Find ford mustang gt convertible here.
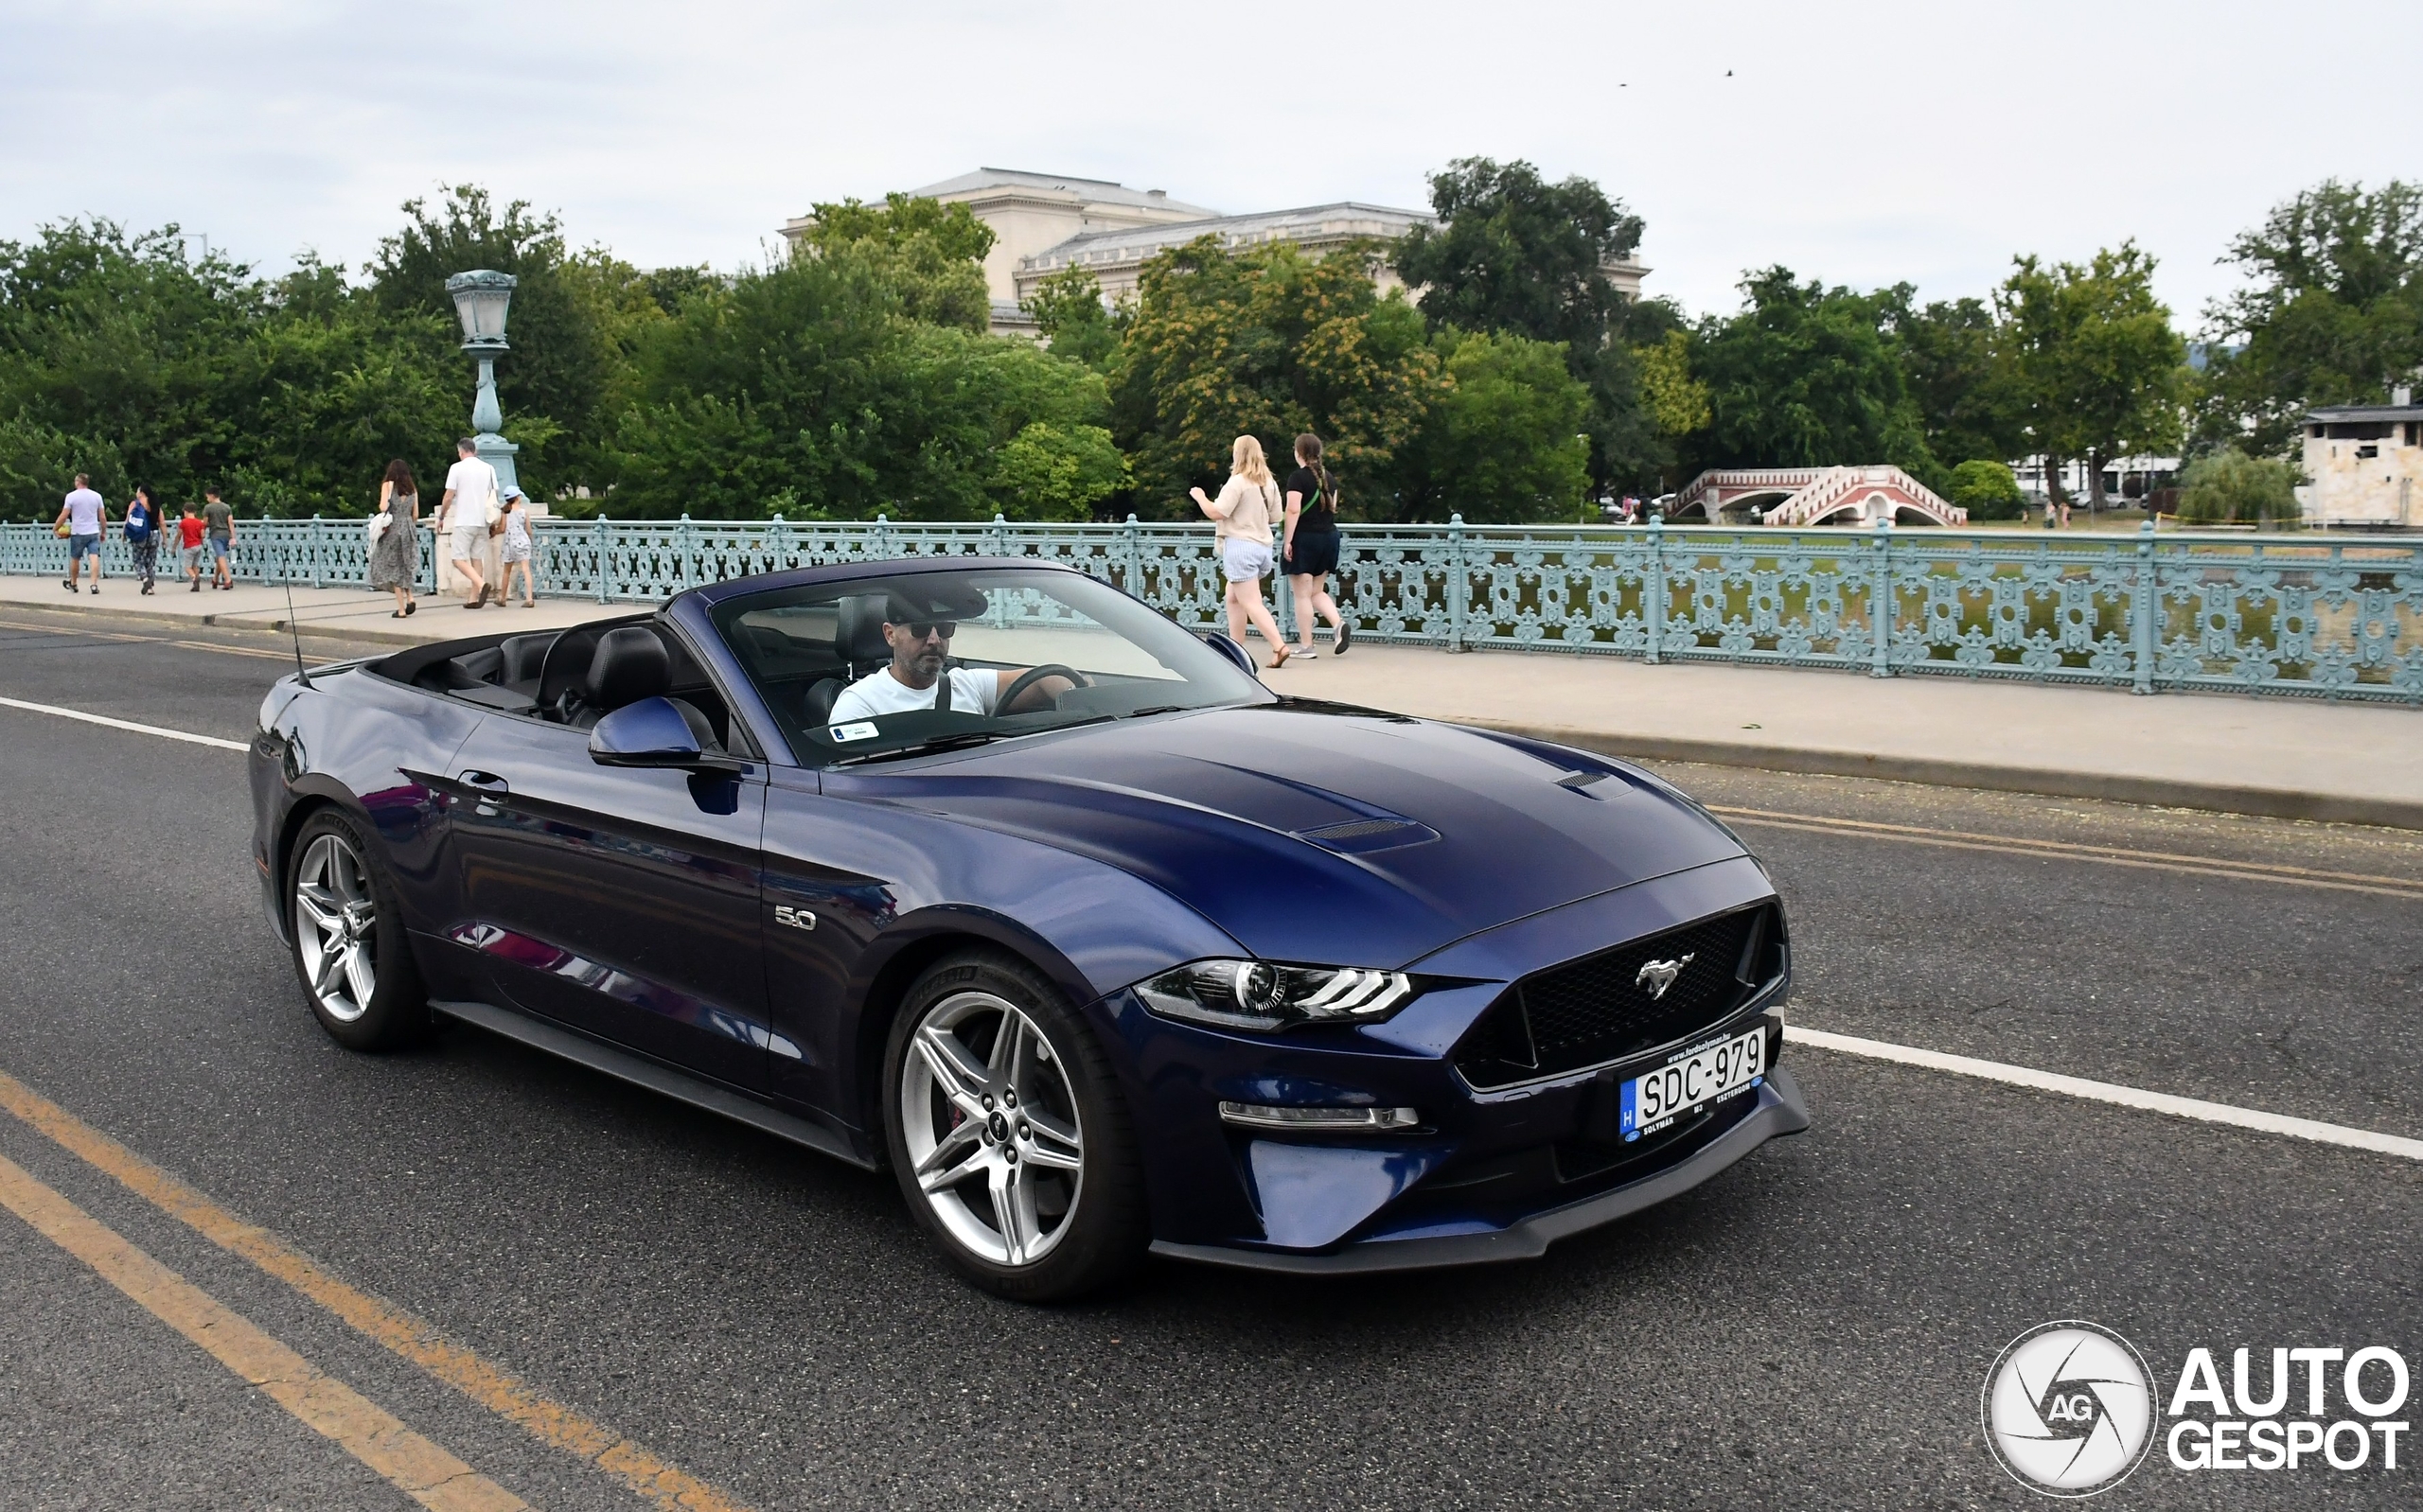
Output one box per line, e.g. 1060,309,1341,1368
250,558,1808,1299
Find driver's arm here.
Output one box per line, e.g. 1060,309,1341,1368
992,667,1075,713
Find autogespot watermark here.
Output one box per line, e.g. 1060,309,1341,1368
1983,1323,2410,1496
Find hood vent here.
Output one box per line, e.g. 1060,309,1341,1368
1296,817,1441,855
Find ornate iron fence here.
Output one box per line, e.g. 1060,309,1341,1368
9,514,2421,702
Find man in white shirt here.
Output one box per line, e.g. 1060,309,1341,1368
828,599,1076,725
56,473,108,594
440,438,499,608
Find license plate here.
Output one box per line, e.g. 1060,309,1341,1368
1620,1027,1765,1141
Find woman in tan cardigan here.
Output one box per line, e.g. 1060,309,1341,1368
1190,434,1292,668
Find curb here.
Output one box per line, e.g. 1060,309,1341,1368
1464,718,2423,835
1,595,504,648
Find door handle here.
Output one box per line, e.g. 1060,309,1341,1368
455,770,509,814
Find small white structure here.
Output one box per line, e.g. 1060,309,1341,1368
1669,466,1966,526
2303,391,2423,528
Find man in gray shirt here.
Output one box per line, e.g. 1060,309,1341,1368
56,473,108,594
203,486,236,589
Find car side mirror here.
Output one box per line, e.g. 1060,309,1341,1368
589,696,743,772
1197,629,1258,678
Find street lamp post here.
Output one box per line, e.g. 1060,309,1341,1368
445,270,521,495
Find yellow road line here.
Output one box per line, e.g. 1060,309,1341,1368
0,1069,756,1512
1710,806,2423,902
0,1150,528,1512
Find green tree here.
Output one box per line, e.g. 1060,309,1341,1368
367,187,616,497
1636,328,1710,443
1388,328,1591,522
1896,294,2024,470
1683,267,1937,483
0,220,460,519
792,192,995,334
1392,156,1670,492
988,421,1129,519
610,251,1112,520
1946,459,2026,520
1022,265,1119,371
2199,181,2423,456
1110,237,1436,513
2175,448,2299,527
1996,243,2186,511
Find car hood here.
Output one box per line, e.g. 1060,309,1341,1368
822,704,1749,970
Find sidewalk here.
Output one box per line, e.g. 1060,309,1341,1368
7,575,2418,829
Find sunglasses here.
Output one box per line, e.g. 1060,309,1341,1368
896,621,957,641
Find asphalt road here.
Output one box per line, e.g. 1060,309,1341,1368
1,605,2416,1511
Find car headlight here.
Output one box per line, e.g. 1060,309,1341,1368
1134,959,1418,1032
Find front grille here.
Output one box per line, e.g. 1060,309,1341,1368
1456,904,1777,1089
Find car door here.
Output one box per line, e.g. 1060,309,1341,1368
754,765,902,1132
444,711,773,1092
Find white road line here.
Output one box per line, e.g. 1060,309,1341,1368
0,695,248,752
1787,1024,2423,1162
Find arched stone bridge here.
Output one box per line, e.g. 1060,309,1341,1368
1669,466,1968,527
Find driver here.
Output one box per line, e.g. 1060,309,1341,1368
828,596,1076,724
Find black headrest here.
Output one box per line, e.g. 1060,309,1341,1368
497,634,554,685
583,627,669,714
835,595,895,663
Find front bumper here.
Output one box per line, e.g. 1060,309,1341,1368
1150,1065,1808,1275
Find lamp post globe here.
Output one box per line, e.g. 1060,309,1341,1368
444,270,521,493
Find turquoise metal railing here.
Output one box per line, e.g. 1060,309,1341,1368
9,514,2421,703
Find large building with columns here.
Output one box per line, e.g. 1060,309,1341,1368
782,167,1650,337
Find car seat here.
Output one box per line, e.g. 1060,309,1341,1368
496,633,555,693
801,594,897,727
560,626,670,730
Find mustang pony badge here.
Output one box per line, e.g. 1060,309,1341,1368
1635,953,1695,1000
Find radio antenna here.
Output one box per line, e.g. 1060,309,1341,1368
280,554,312,688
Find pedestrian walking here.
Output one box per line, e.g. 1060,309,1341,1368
56,473,108,594
366,458,420,617
440,438,499,608
203,485,236,589
2043,496,2057,530
176,501,206,590
1189,434,1291,668
1280,432,1349,658
123,484,161,594
498,486,536,607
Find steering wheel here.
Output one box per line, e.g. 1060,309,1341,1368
996,663,1091,713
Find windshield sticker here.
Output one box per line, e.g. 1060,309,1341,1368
829,721,878,743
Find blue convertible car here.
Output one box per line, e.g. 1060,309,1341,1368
251,559,1807,1299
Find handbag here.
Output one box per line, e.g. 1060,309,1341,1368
367,511,392,544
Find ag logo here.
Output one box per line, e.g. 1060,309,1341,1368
1982,1322,2157,1497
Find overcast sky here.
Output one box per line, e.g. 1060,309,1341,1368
3,0,2413,325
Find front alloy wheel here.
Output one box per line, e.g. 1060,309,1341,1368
285,810,427,1050
885,953,1144,1300
900,990,1087,1266
293,832,379,1024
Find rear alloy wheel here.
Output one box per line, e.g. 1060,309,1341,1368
884,953,1144,1301
287,811,428,1051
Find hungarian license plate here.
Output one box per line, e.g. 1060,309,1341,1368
1619,1027,1765,1141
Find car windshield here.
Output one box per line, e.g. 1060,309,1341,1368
710,568,1271,765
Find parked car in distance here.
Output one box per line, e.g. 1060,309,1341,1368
251,558,1807,1299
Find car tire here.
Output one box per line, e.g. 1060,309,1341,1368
285,809,430,1052
882,951,1146,1302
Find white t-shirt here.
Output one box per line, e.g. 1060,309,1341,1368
443,457,499,530
828,666,1000,725
62,488,104,536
